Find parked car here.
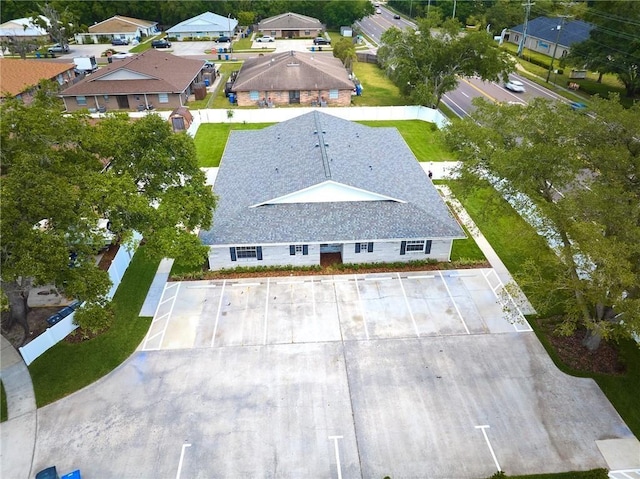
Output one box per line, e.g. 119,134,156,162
111,38,129,46
112,52,133,59
376,8,382,14
217,36,231,43
256,35,275,42
313,37,330,45
394,14,401,19
48,43,69,54
505,80,525,92
151,39,172,48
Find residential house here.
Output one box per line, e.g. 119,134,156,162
199,111,465,270
231,51,355,107
257,12,324,39
0,58,75,103
506,16,594,59
0,16,49,44
58,49,205,112
75,15,158,45
166,12,238,40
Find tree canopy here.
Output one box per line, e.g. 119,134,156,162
377,17,514,108
0,87,216,340
443,96,640,349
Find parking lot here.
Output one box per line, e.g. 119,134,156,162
28,269,634,478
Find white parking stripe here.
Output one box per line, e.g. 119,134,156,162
438,271,470,334
144,282,181,350
365,276,393,281
175,443,191,479
211,280,226,348
353,276,370,340
482,270,532,332
232,282,260,287
328,436,343,479
475,425,501,472
263,278,270,345
397,273,420,337
406,275,435,279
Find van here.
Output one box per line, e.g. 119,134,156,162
152,39,171,48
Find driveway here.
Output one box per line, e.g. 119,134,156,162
29,270,634,478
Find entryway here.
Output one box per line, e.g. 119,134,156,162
320,243,342,267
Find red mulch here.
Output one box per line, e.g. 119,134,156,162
535,318,626,375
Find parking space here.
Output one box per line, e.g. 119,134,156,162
141,268,529,352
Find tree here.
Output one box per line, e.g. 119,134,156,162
443,97,640,349
566,0,640,97
0,86,216,341
237,11,256,28
322,0,374,28
332,36,356,71
1,35,38,59
377,17,514,108
29,3,76,49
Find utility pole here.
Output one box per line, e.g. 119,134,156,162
518,0,534,57
546,16,569,83
452,0,457,19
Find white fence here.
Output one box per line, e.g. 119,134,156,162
184,105,448,137
19,234,141,366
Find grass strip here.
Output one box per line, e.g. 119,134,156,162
28,248,159,407
0,381,6,422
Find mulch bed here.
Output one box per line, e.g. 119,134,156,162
535,318,626,375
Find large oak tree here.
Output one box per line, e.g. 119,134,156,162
0,88,216,342
443,96,640,349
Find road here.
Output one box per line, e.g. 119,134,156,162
355,5,568,116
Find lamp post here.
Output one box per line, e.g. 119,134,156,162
228,13,232,54
546,16,567,83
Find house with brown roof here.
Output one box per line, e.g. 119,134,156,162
231,51,354,107
74,15,158,45
59,49,205,113
0,58,75,103
257,12,324,39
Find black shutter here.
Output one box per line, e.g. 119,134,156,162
400,241,406,255
290,245,296,256
355,243,361,253
425,240,432,254
257,246,263,260
230,247,237,261
302,245,308,255
367,242,374,253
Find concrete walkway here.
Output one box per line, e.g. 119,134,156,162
1,335,37,479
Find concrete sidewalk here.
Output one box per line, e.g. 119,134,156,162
1,335,37,479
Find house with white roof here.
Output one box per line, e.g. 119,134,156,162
166,12,238,41
74,15,158,45
199,111,465,270
0,16,49,44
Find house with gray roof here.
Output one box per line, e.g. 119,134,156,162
231,51,355,107
167,11,238,41
257,12,324,39
506,16,594,59
59,49,205,112
199,111,465,270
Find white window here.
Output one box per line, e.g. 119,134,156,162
158,93,169,103
250,91,259,100
77,96,87,106
236,246,257,259
405,240,425,253
329,89,339,99
359,243,369,252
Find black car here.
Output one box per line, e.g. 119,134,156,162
111,38,129,46
313,37,330,45
393,14,401,19
151,39,172,48
217,36,231,43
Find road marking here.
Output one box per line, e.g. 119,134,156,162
460,77,498,103
328,436,344,479
276,280,304,285
475,425,500,472
405,275,436,279
354,276,370,340
186,284,217,288
461,91,469,98
211,280,226,348
175,442,191,479
438,271,470,334
232,282,260,287
263,278,270,345
482,270,532,332
397,272,420,337
365,276,393,281
144,282,181,350
442,94,467,118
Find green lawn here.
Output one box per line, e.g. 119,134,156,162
351,62,406,106
195,123,274,167
0,380,7,422
28,248,159,407
357,120,454,161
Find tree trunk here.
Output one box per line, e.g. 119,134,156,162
582,328,602,351
597,72,603,83
1,280,31,346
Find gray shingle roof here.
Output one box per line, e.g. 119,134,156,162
258,12,323,30
509,17,593,47
199,112,464,245
231,51,354,93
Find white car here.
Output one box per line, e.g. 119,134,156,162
256,35,275,42
112,52,133,59
376,8,382,14
505,80,525,92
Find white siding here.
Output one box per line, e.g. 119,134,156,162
209,239,454,270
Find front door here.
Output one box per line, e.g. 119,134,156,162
288,90,300,104
320,243,343,267
116,95,129,109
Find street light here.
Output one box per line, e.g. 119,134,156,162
228,13,232,54
546,17,568,83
